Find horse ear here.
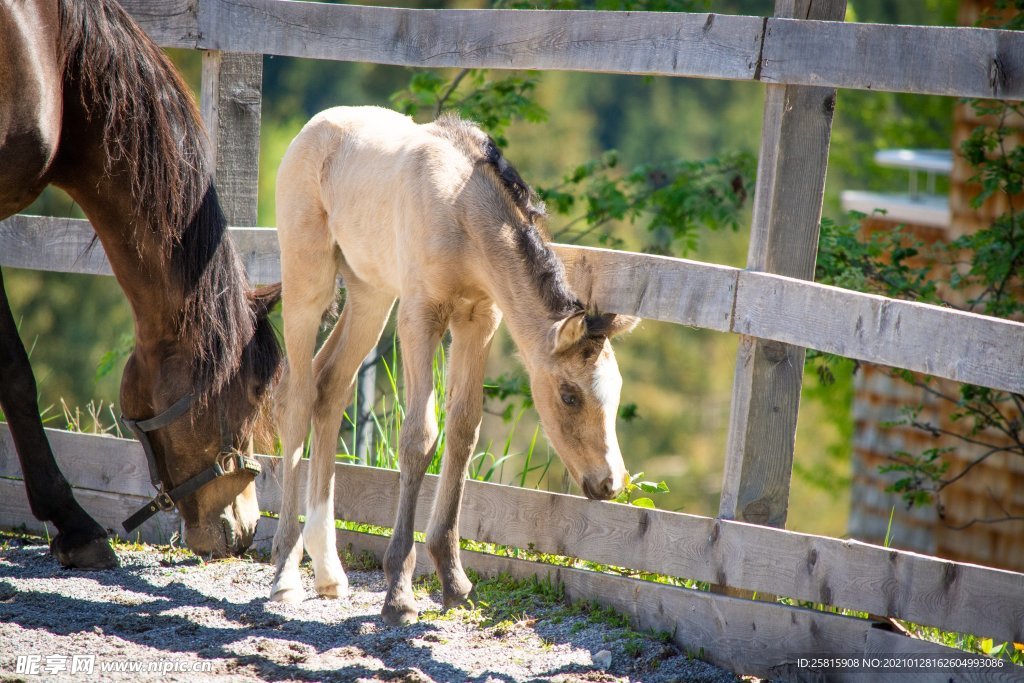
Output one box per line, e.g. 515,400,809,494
552,311,588,353
251,282,282,317
585,312,639,340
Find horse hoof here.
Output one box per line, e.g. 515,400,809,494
441,576,474,610
315,579,349,599
269,585,305,604
50,535,120,570
442,592,473,611
381,603,419,627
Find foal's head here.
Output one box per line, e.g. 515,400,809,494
529,310,638,500
449,114,638,500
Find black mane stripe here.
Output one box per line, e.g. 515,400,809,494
478,136,580,317
434,115,580,318
58,0,280,402
481,136,546,224
511,226,583,318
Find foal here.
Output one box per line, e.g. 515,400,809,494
271,106,637,625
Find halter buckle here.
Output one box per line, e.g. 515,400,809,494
154,490,175,512
218,452,262,477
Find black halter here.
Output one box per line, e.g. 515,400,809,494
120,394,261,534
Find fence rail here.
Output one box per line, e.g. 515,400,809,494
2,425,1022,679
120,0,1024,99
4,215,1022,396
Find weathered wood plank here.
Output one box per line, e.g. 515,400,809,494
255,519,1012,681
197,0,763,80
200,51,263,226
734,271,1024,396
4,217,1023,393
191,0,1024,101
554,245,737,332
0,216,112,276
0,477,178,545
118,0,1024,101
761,17,1024,100
0,425,153,499
0,216,281,284
720,0,845,528
860,627,1020,683
227,226,281,284
118,0,199,49
254,455,1024,644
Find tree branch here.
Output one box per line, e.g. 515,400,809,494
435,68,472,117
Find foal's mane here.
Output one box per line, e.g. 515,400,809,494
434,114,583,318
57,0,280,405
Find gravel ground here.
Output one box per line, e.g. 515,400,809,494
0,535,740,683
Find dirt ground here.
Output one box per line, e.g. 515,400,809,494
0,534,740,682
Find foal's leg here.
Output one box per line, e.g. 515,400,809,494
426,303,500,609
304,278,394,598
381,302,444,626
269,217,338,603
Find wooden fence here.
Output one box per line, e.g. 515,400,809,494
2,1,1023,680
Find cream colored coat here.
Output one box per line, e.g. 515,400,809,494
269,106,636,625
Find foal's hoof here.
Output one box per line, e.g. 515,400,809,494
442,591,473,611
270,572,305,603
269,585,305,604
50,535,120,570
315,578,349,599
381,602,419,627
441,576,474,610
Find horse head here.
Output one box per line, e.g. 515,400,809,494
528,309,638,500
120,283,281,557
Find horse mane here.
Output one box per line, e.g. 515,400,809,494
434,114,582,318
57,0,280,406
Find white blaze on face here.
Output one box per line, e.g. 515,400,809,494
591,351,623,440
592,351,627,494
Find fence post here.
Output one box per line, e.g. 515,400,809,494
354,351,378,466
199,51,263,226
719,0,846,527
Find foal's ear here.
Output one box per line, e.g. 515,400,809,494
585,312,640,340
552,311,639,353
552,311,588,353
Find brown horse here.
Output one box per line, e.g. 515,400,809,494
0,0,281,566
271,106,636,624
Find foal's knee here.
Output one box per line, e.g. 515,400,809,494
274,368,315,426
425,525,456,564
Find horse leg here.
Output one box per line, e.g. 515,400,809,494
269,218,338,603
0,268,118,568
381,301,444,626
0,18,106,565
426,302,500,609
305,277,394,598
